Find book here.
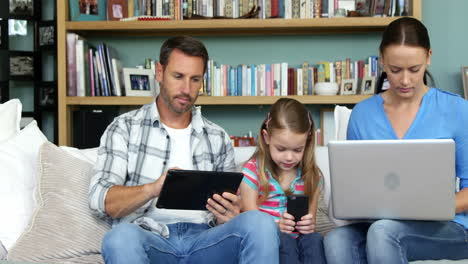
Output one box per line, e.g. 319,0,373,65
111,59,124,96
75,38,85,96
66,33,78,96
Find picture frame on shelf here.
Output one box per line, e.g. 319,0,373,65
69,0,107,21
35,20,56,50
355,0,371,16
0,19,8,50
107,0,128,21
9,51,37,80
461,66,468,100
340,79,357,95
320,108,335,147
9,0,40,20
360,76,376,95
123,68,156,96
37,81,57,110
372,0,385,16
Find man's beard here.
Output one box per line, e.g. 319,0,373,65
159,83,194,114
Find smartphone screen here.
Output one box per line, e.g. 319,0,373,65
287,194,309,222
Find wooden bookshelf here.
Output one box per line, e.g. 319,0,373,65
57,0,422,146
67,17,411,36
66,95,372,106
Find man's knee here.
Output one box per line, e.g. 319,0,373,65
238,211,278,234
102,223,143,253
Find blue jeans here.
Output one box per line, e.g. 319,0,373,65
279,232,327,264
324,220,468,264
102,210,279,264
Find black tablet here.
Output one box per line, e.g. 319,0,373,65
155,169,244,210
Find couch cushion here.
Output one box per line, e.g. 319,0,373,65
7,142,110,263
0,241,6,260
0,99,22,142
0,121,47,250
334,105,352,141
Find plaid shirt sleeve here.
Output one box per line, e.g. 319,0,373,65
88,118,130,219
217,130,236,172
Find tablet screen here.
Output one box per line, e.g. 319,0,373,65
155,170,243,210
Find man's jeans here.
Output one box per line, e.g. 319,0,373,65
324,220,468,264
279,232,327,264
102,210,280,264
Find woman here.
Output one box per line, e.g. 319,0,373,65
324,17,468,263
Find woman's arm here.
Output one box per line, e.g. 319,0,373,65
456,188,468,213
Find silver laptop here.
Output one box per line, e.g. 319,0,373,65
328,139,455,221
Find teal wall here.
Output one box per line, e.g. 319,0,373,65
423,0,468,96
10,0,468,140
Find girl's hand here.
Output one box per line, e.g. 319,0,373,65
295,213,316,234
278,212,296,233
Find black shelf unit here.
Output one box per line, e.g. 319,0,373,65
1,0,58,143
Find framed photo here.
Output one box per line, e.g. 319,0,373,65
0,19,8,50
340,78,357,95
35,20,56,50
36,81,57,110
355,0,370,16
372,0,385,16
9,51,37,80
360,76,376,95
9,0,40,19
123,68,156,97
69,0,107,21
107,0,128,21
462,67,468,100
320,108,335,147
0,81,8,103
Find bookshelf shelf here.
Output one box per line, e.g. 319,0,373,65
66,17,411,36
66,95,372,105
57,0,422,146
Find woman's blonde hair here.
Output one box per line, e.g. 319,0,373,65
253,98,321,203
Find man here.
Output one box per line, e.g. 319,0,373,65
89,36,279,264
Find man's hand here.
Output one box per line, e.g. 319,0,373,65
144,167,181,199
206,192,240,224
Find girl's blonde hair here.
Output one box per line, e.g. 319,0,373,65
254,98,321,203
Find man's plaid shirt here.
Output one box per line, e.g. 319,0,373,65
88,100,235,226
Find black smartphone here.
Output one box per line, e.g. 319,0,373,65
287,194,309,223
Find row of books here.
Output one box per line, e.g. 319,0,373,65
66,34,378,97
66,33,124,97
105,0,411,21
201,56,378,97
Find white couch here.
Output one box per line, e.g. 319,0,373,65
0,99,464,264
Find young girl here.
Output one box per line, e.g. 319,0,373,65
240,98,326,264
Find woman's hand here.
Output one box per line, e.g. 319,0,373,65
278,212,296,233
295,213,316,234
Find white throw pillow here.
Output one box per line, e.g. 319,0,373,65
329,105,354,226
334,105,352,141
0,121,47,250
7,142,110,264
0,99,22,142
